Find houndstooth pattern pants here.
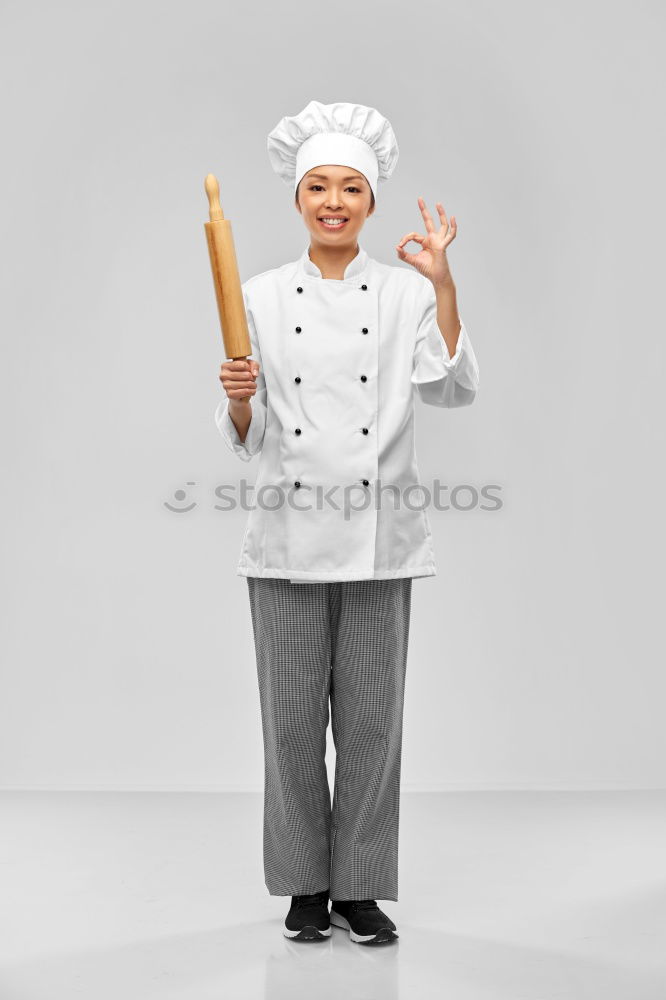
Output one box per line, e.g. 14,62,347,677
246,576,412,902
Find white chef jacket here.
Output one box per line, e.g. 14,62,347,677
214,243,479,583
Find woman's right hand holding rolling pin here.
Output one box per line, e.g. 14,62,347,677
219,359,260,404
219,359,260,442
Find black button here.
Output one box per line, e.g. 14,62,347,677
361,284,367,290
362,427,368,434
295,326,302,333
297,286,303,293
360,374,367,382
362,327,368,333
294,376,301,383
294,480,301,488
295,428,301,435
362,479,369,486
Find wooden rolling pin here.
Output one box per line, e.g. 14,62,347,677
204,174,253,404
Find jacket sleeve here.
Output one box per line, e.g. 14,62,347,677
410,278,480,408
214,282,268,461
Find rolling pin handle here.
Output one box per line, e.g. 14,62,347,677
205,174,225,222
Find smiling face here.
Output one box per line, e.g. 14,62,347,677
295,164,375,249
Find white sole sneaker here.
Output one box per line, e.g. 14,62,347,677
283,922,332,941
330,909,398,945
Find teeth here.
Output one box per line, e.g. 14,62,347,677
320,218,347,225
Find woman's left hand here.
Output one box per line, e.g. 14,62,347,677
396,198,456,285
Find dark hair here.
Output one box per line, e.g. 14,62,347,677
295,179,375,212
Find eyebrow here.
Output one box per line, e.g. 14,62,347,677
306,173,365,182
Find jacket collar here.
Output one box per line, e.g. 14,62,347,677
298,243,369,281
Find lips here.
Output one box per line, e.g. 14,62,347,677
318,217,349,230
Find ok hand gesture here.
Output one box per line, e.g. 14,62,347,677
396,197,456,285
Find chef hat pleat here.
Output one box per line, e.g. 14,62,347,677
266,100,399,201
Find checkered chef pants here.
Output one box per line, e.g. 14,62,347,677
246,576,412,902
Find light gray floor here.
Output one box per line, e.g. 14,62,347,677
0,791,664,999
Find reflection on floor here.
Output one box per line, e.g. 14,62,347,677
0,790,664,999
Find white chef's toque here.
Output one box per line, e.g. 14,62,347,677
266,100,399,201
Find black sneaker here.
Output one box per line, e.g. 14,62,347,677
283,889,331,941
330,898,398,945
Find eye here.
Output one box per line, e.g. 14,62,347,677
309,185,361,193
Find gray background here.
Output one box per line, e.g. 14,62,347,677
1,0,663,791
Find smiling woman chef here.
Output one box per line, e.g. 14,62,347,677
215,100,480,945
